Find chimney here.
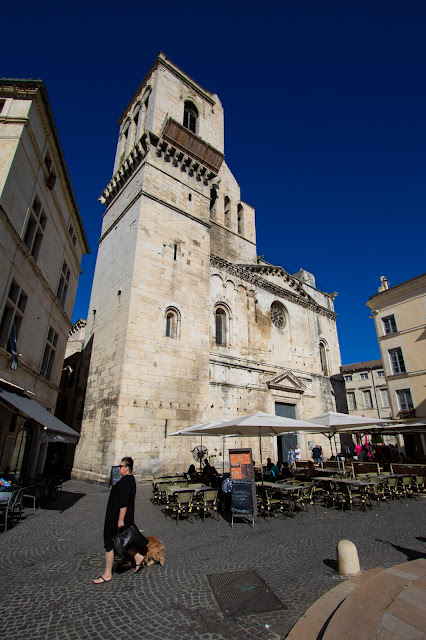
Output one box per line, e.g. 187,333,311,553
378,276,389,292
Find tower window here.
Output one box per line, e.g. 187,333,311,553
237,203,244,235
224,196,231,228
165,307,180,339
319,341,329,376
183,101,198,133
382,314,397,335
215,306,229,346
210,187,217,218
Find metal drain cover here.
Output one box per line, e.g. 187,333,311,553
207,570,286,617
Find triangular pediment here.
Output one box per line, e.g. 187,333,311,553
266,370,307,394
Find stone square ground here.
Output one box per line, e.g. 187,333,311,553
0,480,425,640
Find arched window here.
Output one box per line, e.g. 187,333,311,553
183,101,198,133
224,196,231,228
215,306,229,346
165,307,180,339
237,203,244,235
319,341,329,376
271,302,286,329
210,187,217,218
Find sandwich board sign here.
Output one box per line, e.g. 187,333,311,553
229,448,257,527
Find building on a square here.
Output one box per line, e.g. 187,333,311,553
72,53,343,482
366,274,426,457
341,359,392,420
0,80,89,480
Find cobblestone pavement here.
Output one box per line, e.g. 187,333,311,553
0,480,425,640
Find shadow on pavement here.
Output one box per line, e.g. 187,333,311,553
41,491,86,513
375,538,426,561
323,558,338,571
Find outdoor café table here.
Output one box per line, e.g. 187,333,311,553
170,485,210,494
257,482,305,515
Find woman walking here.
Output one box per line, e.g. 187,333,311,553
93,456,145,584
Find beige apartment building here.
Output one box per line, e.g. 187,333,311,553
72,53,343,482
366,274,426,456
341,359,392,420
0,80,89,480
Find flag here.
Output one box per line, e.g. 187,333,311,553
9,320,18,370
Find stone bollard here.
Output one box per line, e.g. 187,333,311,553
337,539,361,576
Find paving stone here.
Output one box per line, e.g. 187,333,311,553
0,480,425,640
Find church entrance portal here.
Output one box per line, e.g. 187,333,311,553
275,402,297,466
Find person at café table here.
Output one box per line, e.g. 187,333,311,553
266,457,274,471
2,466,18,485
269,463,281,482
281,462,292,478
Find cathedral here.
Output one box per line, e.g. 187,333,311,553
72,53,342,482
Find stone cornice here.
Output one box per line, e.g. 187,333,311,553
210,255,337,319
100,131,218,208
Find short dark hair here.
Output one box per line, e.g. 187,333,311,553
121,456,134,472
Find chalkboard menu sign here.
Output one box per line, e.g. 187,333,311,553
229,448,257,526
110,465,120,486
231,480,253,514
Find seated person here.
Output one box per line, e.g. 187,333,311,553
209,465,220,488
304,461,317,478
281,462,292,478
186,464,199,480
269,463,281,482
2,466,18,485
266,457,274,471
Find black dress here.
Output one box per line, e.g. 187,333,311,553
103,474,136,551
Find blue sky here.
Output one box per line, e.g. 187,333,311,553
3,1,425,365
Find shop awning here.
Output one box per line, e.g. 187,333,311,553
0,387,80,443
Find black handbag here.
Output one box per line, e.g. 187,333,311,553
113,525,149,556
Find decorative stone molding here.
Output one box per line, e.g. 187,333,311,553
210,255,337,319
99,132,151,206
266,370,307,394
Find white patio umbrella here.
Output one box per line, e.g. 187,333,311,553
170,412,326,476
307,411,396,458
308,411,395,430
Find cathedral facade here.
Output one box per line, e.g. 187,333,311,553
72,53,342,482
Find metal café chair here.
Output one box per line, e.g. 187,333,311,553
199,489,219,521
0,488,21,532
171,489,195,524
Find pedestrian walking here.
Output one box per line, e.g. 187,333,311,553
93,456,146,584
288,447,295,469
311,444,322,465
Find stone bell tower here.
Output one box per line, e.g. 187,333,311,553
72,53,257,481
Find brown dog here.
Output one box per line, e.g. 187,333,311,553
142,535,165,567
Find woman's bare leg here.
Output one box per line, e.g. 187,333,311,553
127,548,145,572
93,549,114,583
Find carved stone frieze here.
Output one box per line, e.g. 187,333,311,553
210,255,337,319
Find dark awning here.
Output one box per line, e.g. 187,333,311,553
0,387,80,442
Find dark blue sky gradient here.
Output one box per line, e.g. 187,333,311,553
3,1,425,364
